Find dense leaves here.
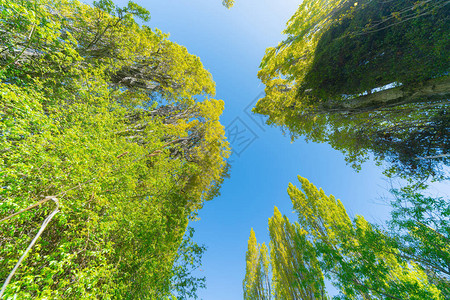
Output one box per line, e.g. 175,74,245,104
268,207,325,300
0,0,229,298
389,185,450,296
254,0,450,180
244,177,447,299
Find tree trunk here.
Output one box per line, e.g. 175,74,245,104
328,76,450,112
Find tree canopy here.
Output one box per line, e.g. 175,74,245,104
244,177,448,299
0,0,229,298
254,0,450,180
223,0,235,9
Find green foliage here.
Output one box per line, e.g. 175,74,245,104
93,0,150,21
301,0,449,98
170,227,207,300
289,176,443,299
245,177,447,299
258,0,449,101
389,185,450,297
222,0,235,9
254,0,450,181
269,207,326,300
243,229,271,300
0,0,229,298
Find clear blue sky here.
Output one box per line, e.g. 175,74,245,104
135,1,390,299
87,0,449,299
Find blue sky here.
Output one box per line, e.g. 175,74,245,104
133,1,390,298
130,0,389,298
88,0,449,298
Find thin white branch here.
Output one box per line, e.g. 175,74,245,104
0,197,59,298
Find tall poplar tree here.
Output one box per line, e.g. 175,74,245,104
243,229,272,300
268,207,326,300
289,176,442,299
